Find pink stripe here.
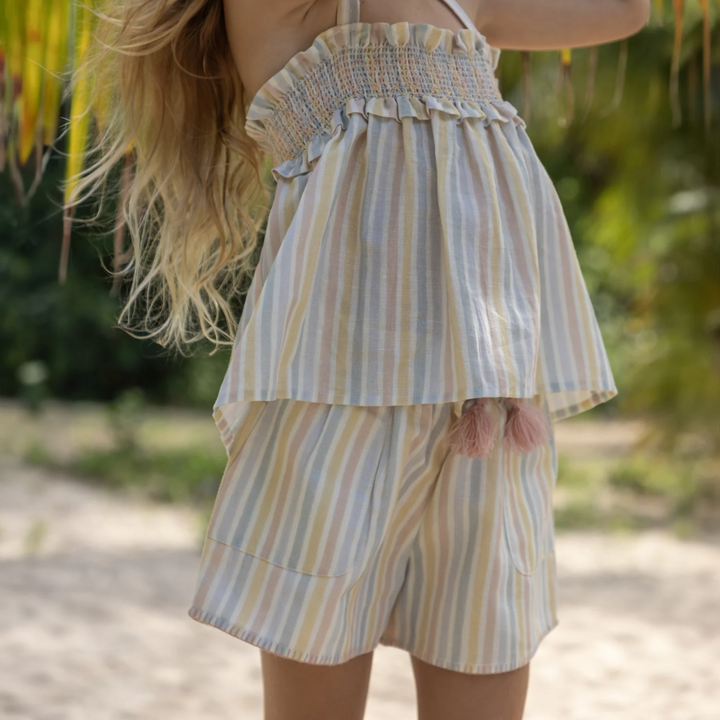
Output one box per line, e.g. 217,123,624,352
315,408,381,573
382,126,405,389
316,132,362,390
257,404,314,560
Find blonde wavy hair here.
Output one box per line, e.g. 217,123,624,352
68,0,270,355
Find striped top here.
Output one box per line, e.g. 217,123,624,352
213,0,618,454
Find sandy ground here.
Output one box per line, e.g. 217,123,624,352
1,454,719,720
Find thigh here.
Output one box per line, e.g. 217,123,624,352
411,655,530,720
261,649,374,720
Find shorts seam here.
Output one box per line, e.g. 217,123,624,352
188,606,560,672
188,606,378,665
202,536,353,578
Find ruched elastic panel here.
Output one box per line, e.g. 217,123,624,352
244,22,511,172
268,94,526,181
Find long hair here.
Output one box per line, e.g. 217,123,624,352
68,0,269,354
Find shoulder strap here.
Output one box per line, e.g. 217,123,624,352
336,0,360,26
336,0,477,32
437,0,478,32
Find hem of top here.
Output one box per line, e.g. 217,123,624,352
549,387,619,421
213,381,618,411
187,605,559,673
211,383,618,448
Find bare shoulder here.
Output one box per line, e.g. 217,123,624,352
473,0,651,51
223,0,328,31
222,0,335,100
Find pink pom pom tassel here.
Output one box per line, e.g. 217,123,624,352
443,398,498,459
502,397,551,454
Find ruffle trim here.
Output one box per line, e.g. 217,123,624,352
268,94,525,181
244,21,510,174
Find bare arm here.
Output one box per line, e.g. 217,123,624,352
476,0,652,50
223,0,334,98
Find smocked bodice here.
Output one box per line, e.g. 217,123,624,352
245,18,505,169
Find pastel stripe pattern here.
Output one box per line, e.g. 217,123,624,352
189,394,559,673
212,0,617,455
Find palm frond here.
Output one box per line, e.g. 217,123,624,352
60,0,96,284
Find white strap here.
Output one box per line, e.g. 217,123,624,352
336,0,360,25
337,0,477,32
437,0,478,32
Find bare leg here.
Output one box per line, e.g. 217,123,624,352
411,655,530,720
261,649,374,720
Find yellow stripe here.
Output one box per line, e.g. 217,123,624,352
398,119,417,388
244,401,306,553
436,120,468,390
334,136,367,385
466,438,502,662
276,150,344,393
234,558,272,628
301,408,364,572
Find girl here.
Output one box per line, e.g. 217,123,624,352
78,0,649,718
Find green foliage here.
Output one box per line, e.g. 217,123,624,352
25,429,226,505
555,451,593,488
553,449,720,534
61,388,228,505
0,150,250,408
23,438,54,465
608,452,702,503
15,359,51,412
19,398,228,506
499,23,720,451
1,20,718,466
71,445,225,504
106,388,147,452
553,498,604,531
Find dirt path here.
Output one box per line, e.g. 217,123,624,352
1,455,719,720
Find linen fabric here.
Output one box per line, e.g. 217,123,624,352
212,0,618,456
189,394,558,672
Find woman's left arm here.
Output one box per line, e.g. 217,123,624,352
476,0,652,50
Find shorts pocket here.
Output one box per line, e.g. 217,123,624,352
206,399,399,578
502,395,557,576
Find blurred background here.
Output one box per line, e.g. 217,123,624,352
1,1,719,719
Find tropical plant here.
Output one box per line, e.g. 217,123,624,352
0,0,716,278
496,19,720,453
1,0,718,452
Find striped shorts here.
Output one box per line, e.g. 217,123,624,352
188,394,559,674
